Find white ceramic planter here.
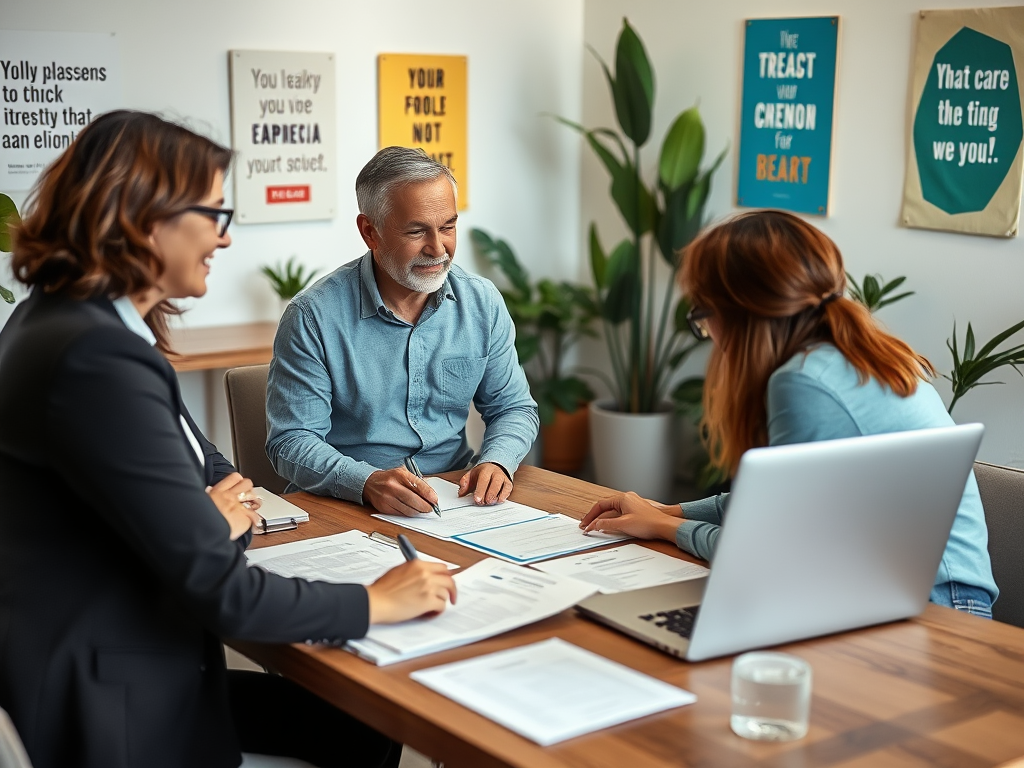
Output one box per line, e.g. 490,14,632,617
589,399,675,502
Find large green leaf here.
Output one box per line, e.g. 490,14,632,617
603,240,638,324
657,181,701,265
658,107,704,191
589,224,607,289
0,194,20,253
611,19,654,147
470,228,530,297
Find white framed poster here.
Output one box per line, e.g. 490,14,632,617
228,50,336,223
0,30,122,191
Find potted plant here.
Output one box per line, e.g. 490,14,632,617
558,19,725,499
260,256,319,316
0,194,20,305
471,228,599,473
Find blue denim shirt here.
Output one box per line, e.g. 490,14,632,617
675,343,998,605
266,252,539,502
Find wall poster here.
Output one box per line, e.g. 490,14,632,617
378,54,468,210
228,50,337,224
0,30,122,191
901,7,1024,238
736,17,840,216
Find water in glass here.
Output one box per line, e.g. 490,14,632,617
730,652,811,741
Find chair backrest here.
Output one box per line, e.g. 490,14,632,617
975,461,1024,628
224,364,289,495
0,707,33,768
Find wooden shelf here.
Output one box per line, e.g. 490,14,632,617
165,321,278,372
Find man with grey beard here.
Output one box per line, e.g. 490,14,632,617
267,147,539,516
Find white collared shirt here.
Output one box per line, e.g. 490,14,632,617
112,296,205,467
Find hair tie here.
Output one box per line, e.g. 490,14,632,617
817,291,842,310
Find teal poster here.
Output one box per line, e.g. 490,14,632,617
902,7,1024,238
737,17,839,216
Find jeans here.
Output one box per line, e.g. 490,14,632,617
931,581,994,619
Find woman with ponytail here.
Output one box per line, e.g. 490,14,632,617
581,209,996,617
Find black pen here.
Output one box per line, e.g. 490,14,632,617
404,456,442,517
397,534,419,562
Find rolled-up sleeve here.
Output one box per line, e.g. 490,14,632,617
675,493,727,561
474,282,539,475
266,302,379,502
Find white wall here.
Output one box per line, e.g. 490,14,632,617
1,0,585,442
582,0,1024,467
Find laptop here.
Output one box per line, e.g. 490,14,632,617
576,424,985,661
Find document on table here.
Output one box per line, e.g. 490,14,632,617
411,638,696,745
452,513,631,565
371,500,547,541
532,543,709,593
244,529,455,585
425,477,478,512
346,558,597,665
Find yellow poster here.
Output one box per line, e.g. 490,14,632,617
378,54,468,210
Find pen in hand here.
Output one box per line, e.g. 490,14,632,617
404,456,442,517
397,533,418,562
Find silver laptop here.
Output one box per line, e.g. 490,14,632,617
577,424,984,661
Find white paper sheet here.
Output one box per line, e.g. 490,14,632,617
244,529,454,584
371,500,547,541
532,543,709,593
453,514,630,564
425,477,478,511
346,559,597,665
252,487,310,525
411,638,696,745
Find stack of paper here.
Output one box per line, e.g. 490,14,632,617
252,487,309,531
244,529,454,584
411,638,697,745
347,558,597,665
532,543,709,593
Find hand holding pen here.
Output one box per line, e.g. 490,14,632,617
404,457,442,517
361,457,442,518
366,533,457,623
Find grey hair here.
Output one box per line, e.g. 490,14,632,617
355,146,457,226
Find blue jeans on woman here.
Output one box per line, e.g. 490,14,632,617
931,581,994,619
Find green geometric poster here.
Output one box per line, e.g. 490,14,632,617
902,6,1024,238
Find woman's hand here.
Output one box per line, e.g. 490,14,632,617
366,561,457,624
580,492,683,542
206,472,263,540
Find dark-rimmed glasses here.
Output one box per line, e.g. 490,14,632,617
185,205,233,236
686,307,713,341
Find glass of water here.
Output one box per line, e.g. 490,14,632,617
731,651,811,741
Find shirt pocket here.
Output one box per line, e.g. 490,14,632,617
441,356,487,413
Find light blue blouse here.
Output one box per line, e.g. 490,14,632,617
675,343,998,603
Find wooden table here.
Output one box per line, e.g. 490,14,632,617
237,466,1024,768
165,321,278,372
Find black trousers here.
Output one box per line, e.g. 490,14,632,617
228,670,403,768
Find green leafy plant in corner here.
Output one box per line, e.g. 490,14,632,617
471,228,599,425
846,273,914,313
260,256,319,301
0,193,21,304
557,18,726,414
945,320,1024,414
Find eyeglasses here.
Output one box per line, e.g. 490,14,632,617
184,205,234,236
686,306,713,341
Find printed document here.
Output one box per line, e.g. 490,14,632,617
532,543,709,593
453,513,630,564
411,638,696,745
245,529,454,584
371,500,547,541
347,558,597,665
425,477,478,512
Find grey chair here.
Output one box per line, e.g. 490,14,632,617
975,461,1024,628
0,707,32,768
224,364,289,495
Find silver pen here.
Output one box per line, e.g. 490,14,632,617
404,456,442,517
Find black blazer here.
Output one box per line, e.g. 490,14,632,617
0,292,368,768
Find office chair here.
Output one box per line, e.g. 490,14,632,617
224,364,289,495
975,461,1024,628
0,707,33,768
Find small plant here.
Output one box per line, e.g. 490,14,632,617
261,256,318,300
847,273,914,313
471,228,598,425
945,319,1024,414
0,193,20,304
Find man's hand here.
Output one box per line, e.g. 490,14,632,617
458,462,512,505
363,467,440,517
579,492,682,541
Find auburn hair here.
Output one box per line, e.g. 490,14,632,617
680,210,934,477
11,110,232,352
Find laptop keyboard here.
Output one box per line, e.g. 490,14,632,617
639,607,699,639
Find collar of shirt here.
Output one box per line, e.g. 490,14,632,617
111,295,157,346
357,250,456,322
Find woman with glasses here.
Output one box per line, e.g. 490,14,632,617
0,111,455,768
581,210,996,618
